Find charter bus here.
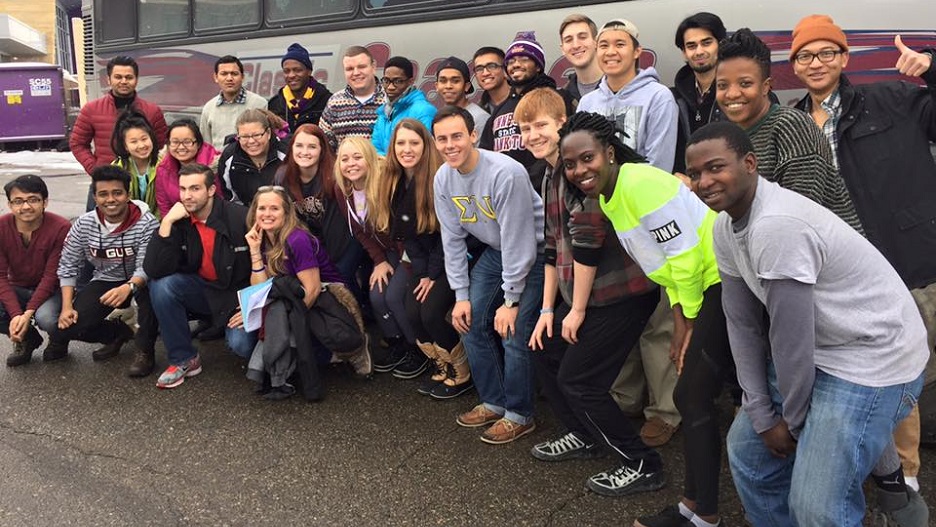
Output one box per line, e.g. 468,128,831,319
82,0,936,121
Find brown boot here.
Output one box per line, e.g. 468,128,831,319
429,342,473,400
127,347,155,378
416,341,448,395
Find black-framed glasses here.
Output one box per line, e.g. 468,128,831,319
473,62,503,74
9,196,43,207
169,139,197,148
380,77,410,87
238,129,270,143
793,49,844,65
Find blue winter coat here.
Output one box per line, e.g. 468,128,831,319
371,88,437,156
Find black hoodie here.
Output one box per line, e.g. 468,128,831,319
479,73,575,171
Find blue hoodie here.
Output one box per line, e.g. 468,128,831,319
577,67,679,173
371,88,437,156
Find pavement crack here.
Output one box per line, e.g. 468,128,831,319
0,420,172,477
542,490,587,526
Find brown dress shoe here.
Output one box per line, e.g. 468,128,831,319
640,416,678,447
480,418,536,445
456,404,502,428
127,348,155,378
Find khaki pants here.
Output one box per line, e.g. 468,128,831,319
610,292,681,427
895,283,936,477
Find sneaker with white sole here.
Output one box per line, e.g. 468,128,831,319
585,459,665,497
530,431,605,462
156,355,202,389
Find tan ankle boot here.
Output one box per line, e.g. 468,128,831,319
438,342,470,386
418,341,448,382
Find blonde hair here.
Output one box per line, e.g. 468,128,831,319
333,137,382,214
245,186,306,276
371,119,441,234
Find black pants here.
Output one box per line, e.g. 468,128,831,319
404,272,458,350
534,290,660,468
672,284,734,515
50,280,158,351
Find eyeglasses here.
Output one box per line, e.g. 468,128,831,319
9,196,43,207
238,129,270,143
793,49,844,65
169,139,197,148
473,62,503,74
380,77,410,87
256,185,286,192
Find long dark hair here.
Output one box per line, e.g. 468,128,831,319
111,110,159,166
559,111,647,165
281,124,336,203
377,119,442,234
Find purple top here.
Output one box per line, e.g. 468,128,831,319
284,229,345,284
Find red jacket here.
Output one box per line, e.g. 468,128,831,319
69,92,168,175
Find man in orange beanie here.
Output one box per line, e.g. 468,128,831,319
791,13,935,527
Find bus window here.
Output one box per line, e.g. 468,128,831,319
139,0,190,39
266,0,355,24
195,0,260,32
365,0,486,11
96,0,135,42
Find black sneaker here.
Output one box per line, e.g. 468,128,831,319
92,321,134,361
372,344,407,373
42,341,70,362
392,350,429,379
585,459,665,497
530,431,606,462
635,505,694,527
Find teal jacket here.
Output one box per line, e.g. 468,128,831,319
371,88,437,156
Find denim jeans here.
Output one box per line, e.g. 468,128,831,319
463,248,544,425
149,273,257,364
0,286,60,337
727,362,923,527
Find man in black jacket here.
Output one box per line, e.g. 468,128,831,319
144,164,255,389
267,43,332,134
670,12,726,174
791,13,936,514
479,31,574,190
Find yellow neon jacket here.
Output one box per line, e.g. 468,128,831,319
598,163,720,318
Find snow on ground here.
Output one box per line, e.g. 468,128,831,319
0,150,88,219
0,151,84,174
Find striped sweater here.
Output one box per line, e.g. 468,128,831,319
57,200,158,287
747,104,862,234
319,83,387,151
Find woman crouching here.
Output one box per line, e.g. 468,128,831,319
244,186,372,400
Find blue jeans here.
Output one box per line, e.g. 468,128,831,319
463,248,544,425
0,286,60,336
149,273,257,364
727,362,923,526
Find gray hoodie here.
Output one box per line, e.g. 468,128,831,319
433,149,544,303
577,67,679,173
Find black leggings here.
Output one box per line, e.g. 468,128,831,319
405,272,458,350
673,284,735,516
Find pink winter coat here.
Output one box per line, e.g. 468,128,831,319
155,142,222,217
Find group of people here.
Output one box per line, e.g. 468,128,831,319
1,9,935,527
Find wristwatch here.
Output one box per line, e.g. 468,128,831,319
504,298,519,309
127,281,139,296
